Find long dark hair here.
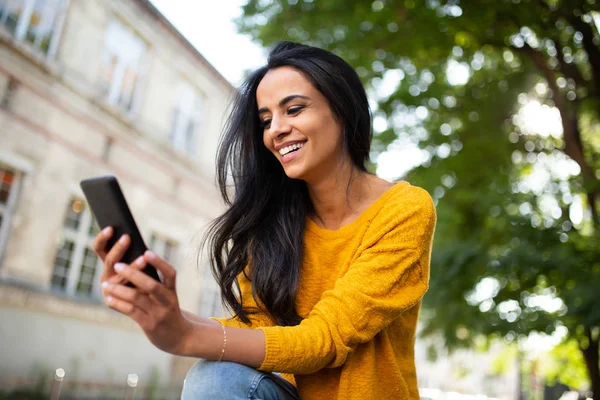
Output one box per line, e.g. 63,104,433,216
204,41,372,326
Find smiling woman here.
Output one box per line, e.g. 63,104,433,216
93,42,436,400
258,68,348,180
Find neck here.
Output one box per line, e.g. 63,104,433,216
306,163,375,230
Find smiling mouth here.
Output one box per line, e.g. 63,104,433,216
278,142,306,157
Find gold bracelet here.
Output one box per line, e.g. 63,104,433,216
218,324,227,362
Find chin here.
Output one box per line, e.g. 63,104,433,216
282,164,309,181
282,169,305,181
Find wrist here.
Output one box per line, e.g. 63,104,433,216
178,318,200,357
180,318,224,360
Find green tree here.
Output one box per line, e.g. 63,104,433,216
541,339,590,390
237,0,600,395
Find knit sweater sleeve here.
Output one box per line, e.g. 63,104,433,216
257,187,436,374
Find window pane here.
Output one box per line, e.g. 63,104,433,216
0,0,23,36
0,168,15,205
76,247,97,296
88,218,100,238
171,83,200,154
63,198,84,231
98,53,118,95
202,290,215,317
164,240,175,264
51,239,74,290
149,234,178,265
100,19,146,112
117,65,138,111
149,233,157,249
25,0,60,54
211,294,222,316
185,120,195,151
169,108,179,143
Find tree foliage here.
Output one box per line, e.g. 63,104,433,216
237,0,600,394
540,339,589,389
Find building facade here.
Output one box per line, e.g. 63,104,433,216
0,0,232,396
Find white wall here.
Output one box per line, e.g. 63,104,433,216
0,307,171,384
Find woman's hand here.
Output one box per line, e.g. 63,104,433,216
93,227,143,286
100,250,195,356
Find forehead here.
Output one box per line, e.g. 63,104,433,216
256,67,315,106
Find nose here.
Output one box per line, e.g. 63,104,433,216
267,115,291,140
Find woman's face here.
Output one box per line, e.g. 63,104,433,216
257,66,346,183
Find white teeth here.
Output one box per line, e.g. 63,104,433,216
279,142,304,156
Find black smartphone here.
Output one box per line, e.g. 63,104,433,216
80,175,161,285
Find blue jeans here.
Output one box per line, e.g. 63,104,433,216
181,360,300,399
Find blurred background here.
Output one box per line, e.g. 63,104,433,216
0,0,598,399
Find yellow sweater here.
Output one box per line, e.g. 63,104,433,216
214,181,436,399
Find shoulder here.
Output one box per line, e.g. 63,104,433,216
366,182,436,240
381,181,436,221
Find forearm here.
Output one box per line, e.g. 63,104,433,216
181,313,266,368
181,309,207,325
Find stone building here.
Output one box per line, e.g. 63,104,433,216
0,0,232,396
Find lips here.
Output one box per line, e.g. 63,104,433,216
280,142,305,164
275,140,307,152
279,142,305,156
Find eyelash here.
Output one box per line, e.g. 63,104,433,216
261,106,304,129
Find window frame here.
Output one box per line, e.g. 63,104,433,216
0,151,33,268
98,16,149,115
170,80,204,157
148,232,179,267
51,197,103,298
199,266,223,317
0,0,70,59
0,166,23,266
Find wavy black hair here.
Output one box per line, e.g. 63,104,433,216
204,41,373,326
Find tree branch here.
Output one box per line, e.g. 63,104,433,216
519,44,599,228
580,328,600,398
568,15,600,97
554,41,591,94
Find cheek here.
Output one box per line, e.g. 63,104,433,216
262,131,271,151
319,122,344,154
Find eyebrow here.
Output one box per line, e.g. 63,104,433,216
257,94,311,115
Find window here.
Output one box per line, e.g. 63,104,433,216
170,82,203,156
0,166,22,262
148,233,179,283
199,285,222,317
148,233,178,266
0,0,68,57
98,18,147,113
51,198,102,297
198,262,223,317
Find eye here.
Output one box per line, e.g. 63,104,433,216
287,105,304,115
260,119,272,129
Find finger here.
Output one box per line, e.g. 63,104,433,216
114,262,171,305
144,251,177,290
103,234,130,274
102,280,153,314
107,256,146,285
93,226,113,261
105,295,151,327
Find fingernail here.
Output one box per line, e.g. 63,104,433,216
136,257,144,266
145,251,156,260
102,227,112,236
106,296,113,304
101,281,109,288
114,263,125,272
119,235,128,244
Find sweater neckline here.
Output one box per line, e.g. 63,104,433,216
305,181,407,238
